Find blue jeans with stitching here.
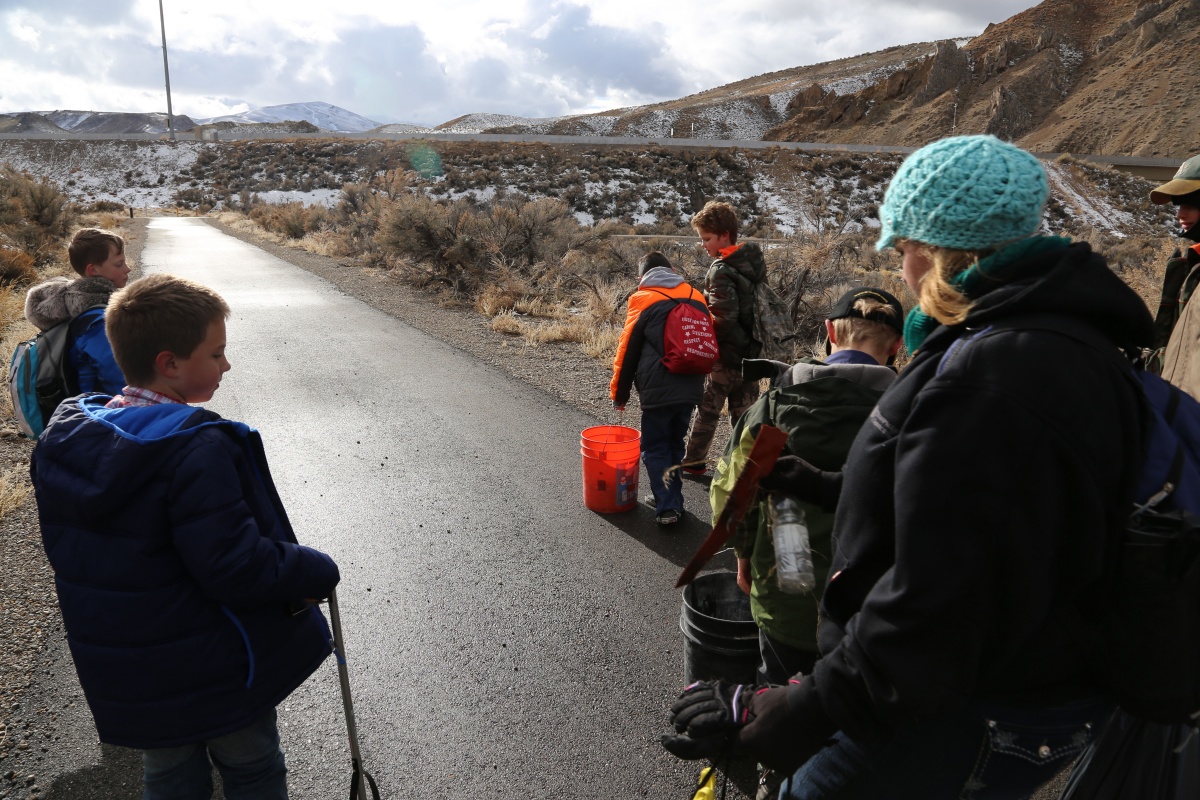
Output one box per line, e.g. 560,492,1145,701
141,708,287,800
641,403,694,516
781,697,1110,800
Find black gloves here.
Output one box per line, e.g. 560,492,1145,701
662,679,839,774
758,455,843,511
661,681,749,761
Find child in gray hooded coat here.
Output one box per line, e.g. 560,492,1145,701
24,227,129,394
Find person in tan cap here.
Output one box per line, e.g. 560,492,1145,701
1150,155,1200,392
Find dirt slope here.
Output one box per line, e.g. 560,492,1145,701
762,0,1196,157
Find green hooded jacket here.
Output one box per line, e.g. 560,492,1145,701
710,358,896,650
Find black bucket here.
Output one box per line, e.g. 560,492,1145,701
679,572,760,685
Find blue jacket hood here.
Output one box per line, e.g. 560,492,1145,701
38,395,255,520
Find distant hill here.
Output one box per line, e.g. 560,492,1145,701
198,102,381,133
38,110,196,135
0,112,67,134
450,0,1193,158
0,103,377,136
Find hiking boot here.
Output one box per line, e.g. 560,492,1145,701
682,463,708,477
655,509,681,526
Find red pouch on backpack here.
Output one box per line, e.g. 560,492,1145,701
656,292,719,374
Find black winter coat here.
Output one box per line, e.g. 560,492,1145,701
786,242,1154,745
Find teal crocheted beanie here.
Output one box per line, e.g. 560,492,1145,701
875,135,1048,251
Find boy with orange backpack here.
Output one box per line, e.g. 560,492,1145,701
612,252,714,525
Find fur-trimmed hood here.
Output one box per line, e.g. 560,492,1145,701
24,276,117,331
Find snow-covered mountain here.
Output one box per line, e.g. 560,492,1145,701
198,102,380,133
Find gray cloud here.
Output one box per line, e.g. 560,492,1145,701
1,0,1047,124
319,26,450,124
501,2,689,107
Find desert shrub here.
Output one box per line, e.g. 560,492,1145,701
0,247,37,285
375,194,485,291
0,165,77,265
246,202,330,240
85,200,126,214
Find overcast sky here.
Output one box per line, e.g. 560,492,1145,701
0,0,1039,126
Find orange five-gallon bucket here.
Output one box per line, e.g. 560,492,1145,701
580,425,640,513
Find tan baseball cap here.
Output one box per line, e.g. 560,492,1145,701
1150,154,1200,204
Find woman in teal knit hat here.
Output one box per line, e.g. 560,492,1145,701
660,135,1155,799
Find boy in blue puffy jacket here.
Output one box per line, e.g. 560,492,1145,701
23,228,129,394
30,273,340,800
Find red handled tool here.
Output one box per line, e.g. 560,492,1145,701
675,424,789,588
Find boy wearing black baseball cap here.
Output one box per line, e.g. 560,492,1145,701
707,285,903,798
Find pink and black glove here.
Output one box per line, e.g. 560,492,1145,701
662,679,837,774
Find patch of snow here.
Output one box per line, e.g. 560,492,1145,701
822,61,911,96
0,140,202,208
768,89,800,117
575,116,619,135
1044,163,1133,238
1058,43,1084,70
688,100,775,141
373,123,434,134
436,113,569,134
253,189,342,207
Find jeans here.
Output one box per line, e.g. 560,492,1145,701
641,403,694,515
142,708,288,800
782,697,1109,800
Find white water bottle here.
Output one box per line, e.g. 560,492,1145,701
768,492,815,593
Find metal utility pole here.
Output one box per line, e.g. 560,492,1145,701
159,0,175,141
952,103,958,131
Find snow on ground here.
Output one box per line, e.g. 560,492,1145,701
1044,162,1136,237
0,140,202,208
822,61,913,96
572,116,619,135
768,89,800,117
0,139,1165,240
1058,43,1085,71
436,113,569,134
254,188,343,207
374,123,434,134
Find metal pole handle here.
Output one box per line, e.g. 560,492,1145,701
328,589,373,800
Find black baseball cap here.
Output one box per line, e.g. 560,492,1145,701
828,287,904,334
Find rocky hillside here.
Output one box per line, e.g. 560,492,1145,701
463,0,1193,159
765,0,1194,158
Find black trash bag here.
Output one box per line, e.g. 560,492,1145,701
1059,709,1200,800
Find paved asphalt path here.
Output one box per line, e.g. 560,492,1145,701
36,218,749,800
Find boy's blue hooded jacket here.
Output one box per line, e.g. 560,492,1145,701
30,395,340,748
